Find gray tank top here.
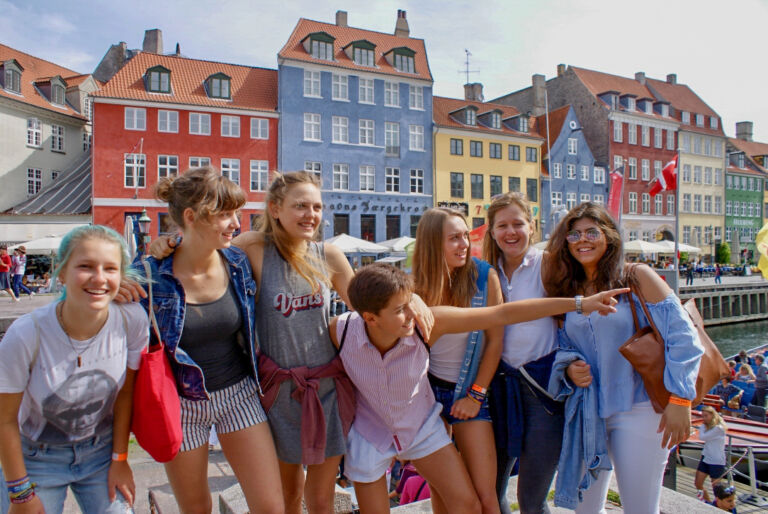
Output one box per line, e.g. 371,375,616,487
255,240,334,368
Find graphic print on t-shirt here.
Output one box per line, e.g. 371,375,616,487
273,291,324,317
30,370,117,443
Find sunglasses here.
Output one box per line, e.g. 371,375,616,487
566,228,602,244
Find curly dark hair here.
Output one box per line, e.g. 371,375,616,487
542,202,626,297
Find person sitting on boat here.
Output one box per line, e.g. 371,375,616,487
727,361,737,381
751,354,768,408
694,406,727,503
710,483,737,513
736,364,756,383
712,377,743,411
735,350,753,366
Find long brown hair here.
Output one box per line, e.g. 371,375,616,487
482,192,534,270
542,202,625,297
256,171,330,293
412,208,477,307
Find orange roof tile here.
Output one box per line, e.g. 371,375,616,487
0,43,86,120
433,96,544,140
278,18,432,82
645,77,723,136
726,164,766,177
728,137,768,173
92,52,277,112
63,74,92,88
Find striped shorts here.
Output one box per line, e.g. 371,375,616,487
179,376,267,452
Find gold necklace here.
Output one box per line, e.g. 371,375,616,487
56,302,97,367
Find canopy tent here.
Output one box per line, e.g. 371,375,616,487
654,240,702,254
324,233,388,254
377,236,415,253
533,240,549,250
623,240,667,253
375,255,407,264
9,235,62,255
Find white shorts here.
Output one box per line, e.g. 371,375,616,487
345,403,452,483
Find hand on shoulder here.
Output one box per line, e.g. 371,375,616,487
233,230,265,250
629,263,672,303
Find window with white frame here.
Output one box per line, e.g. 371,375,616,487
693,136,702,154
385,167,400,192
489,143,502,159
704,195,712,214
359,119,374,145
332,116,349,143
158,110,179,133
550,191,562,207
714,140,722,157
641,159,650,181
704,167,712,185
250,118,269,139
189,112,210,135
628,158,637,179
594,194,605,204
741,201,747,216
124,153,146,188
51,170,60,181
359,165,375,191
667,195,674,215
552,163,562,178
683,226,691,244
490,112,501,129
655,194,662,214
666,130,674,150
385,122,399,156
682,164,691,182
654,160,661,177
303,70,321,97
613,121,622,142
465,109,477,126
641,125,650,146
157,155,178,179
693,166,702,184
250,160,269,191
332,74,348,100
710,117,718,130
682,111,690,124
654,128,662,148
221,116,240,137
566,164,576,180
580,193,590,203
580,165,589,181
682,193,691,212
704,138,712,156
51,84,65,105
661,104,669,117
641,193,650,213
305,161,322,179
125,107,146,130
304,113,321,141
568,138,578,155
626,97,636,111
642,231,653,242
594,167,605,184
410,169,424,194
715,196,722,214
714,226,721,242
566,192,577,209
696,114,704,127
693,194,701,213
409,125,424,151
394,53,415,73
359,78,374,104
189,156,211,168
27,168,41,196
628,192,638,213
726,201,732,215
614,155,623,171
221,159,240,185
384,82,399,107
353,46,374,67
310,39,333,60
82,132,91,152
83,97,92,121
681,133,690,153
519,117,528,133
628,124,637,144
749,177,755,191
333,163,349,190
409,85,423,110
51,125,64,152
4,68,21,93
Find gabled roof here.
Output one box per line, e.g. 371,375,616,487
645,77,723,136
433,96,543,139
278,18,432,82
8,154,92,215
92,52,277,112
534,105,573,177
0,43,87,120
728,137,768,174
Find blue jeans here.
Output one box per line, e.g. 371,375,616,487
0,433,132,514
496,376,564,514
12,275,31,297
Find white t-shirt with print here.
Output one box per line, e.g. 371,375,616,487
0,301,148,443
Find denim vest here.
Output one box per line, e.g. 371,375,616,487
451,258,491,403
133,247,260,400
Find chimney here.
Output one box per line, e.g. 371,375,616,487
556,64,566,77
666,73,677,85
335,10,348,27
394,10,410,38
142,29,163,54
464,83,483,102
175,43,181,56
736,121,754,142
635,71,646,85
532,74,546,116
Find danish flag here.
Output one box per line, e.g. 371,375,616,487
649,154,678,197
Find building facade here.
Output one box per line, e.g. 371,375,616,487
535,105,607,240
728,121,768,227
91,52,278,238
432,91,543,233
277,10,433,241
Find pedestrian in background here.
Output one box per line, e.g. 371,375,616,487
0,246,19,302
11,247,33,299
714,263,722,284
694,406,728,503
751,355,768,408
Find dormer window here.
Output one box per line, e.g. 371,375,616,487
146,66,171,93
465,108,477,126
4,69,20,93
641,101,652,115
695,114,704,127
710,117,718,130
490,111,501,129
304,32,335,61
206,73,231,99
519,116,528,133
389,47,416,73
682,111,690,124
737,153,745,168
51,84,65,105
660,104,669,117
610,95,618,110
351,41,376,67
626,97,636,111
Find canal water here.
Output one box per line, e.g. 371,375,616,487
709,319,768,358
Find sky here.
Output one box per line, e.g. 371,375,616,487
4,0,768,141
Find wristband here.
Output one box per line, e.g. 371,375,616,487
470,383,487,395
112,452,128,462
668,395,692,407
465,394,482,405
10,491,35,504
574,295,584,315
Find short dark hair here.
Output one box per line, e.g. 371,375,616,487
756,354,764,364
348,263,413,315
712,482,735,500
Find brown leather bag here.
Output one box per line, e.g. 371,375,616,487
618,267,730,413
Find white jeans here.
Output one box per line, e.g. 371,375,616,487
576,401,670,514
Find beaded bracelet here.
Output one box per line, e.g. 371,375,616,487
465,394,482,405
466,387,487,404
6,475,30,495
10,491,36,504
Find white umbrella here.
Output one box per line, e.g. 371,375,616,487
623,240,666,253
325,233,388,254
377,236,415,253
654,240,702,254
124,216,137,261
9,235,62,255
533,240,549,250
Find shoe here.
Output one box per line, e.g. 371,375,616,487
30,292,35,297
13,297,20,302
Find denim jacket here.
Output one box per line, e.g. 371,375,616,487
133,247,260,400
548,338,612,510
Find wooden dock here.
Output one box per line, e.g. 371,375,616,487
680,277,768,326
673,465,768,513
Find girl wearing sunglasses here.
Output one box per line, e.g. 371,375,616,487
543,202,703,513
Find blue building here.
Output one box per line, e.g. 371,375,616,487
535,105,609,239
277,10,433,241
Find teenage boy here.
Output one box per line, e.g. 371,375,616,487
329,263,626,513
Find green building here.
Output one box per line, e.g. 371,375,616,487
724,149,765,261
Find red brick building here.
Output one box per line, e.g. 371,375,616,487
91,52,278,237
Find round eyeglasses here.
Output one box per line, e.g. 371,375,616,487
566,228,602,244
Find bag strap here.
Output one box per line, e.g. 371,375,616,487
141,259,164,346
626,264,662,341
29,312,42,373
338,312,352,352
415,478,428,500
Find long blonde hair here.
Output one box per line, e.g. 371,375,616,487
256,171,330,293
701,405,727,431
412,208,476,307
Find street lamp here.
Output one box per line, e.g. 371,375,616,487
137,209,151,255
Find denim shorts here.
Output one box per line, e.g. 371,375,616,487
697,457,726,480
429,374,491,425
0,432,132,514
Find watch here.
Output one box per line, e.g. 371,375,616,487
574,295,584,315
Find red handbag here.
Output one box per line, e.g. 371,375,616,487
131,260,182,462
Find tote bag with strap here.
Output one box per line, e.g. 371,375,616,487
131,259,182,462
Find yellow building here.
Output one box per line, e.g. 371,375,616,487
433,95,544,234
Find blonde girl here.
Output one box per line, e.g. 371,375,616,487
694,406,728,502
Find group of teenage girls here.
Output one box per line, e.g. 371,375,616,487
0,166,704,514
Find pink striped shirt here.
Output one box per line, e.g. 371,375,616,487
337,312,435,453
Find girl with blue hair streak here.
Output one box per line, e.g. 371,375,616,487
0,225,148,513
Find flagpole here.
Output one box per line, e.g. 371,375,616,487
673,147,681,296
